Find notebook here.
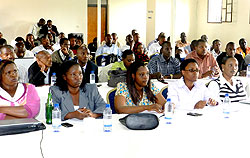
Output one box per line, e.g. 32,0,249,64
0,118,46,136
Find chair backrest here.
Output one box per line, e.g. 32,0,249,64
95,53,110,66
106,88,117,114
160,85,168,99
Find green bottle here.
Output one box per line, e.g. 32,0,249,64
46,92,53,124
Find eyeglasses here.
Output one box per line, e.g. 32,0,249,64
184,69,199,72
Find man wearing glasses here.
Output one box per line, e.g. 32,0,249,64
185,39,220,79
167,59,217,110
28,50,59,86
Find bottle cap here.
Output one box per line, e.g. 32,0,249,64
91,71,94,73
106,104,110,108
54,103,59,108
52,72,56,75
248,64,250,66
167,98,171,102
225,93,229,97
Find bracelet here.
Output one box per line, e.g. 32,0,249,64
170,74,173,79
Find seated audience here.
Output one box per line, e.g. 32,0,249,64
217,42,246,75
208,56,247,103
0,60,40,120
110,49,135,71
121,34,133,52
51,38,74,65
88,37,97,53
201,34,211,51
185,39,220,79
114,62,166,114
133,42,149,63
14,42,34,58
211,39,222,59
236,38,250,58
25,34,36,50
96,34,122,58
168,59,217,111
148,34,166,57
31,36,54,55
0,45,28,82
76,36,83,47
50,60,106,120
111,33,121,48
148,41,181,79
75,45,98,83
28,50,59,86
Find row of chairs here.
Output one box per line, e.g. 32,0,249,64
106,85,168,114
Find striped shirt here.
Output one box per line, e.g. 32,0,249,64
207,75,247,103
148,54,180,76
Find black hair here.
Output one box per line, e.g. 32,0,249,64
180,59,198,71
0,60,16,83
126,62,156,105
55,60,86,91
212,39,221,46
197,39,206,46
47,20,52,23
239,38,245,45
121,49,134,59
0,38,7,46
221,56,235,65
59,38,69,45
15,37,25,43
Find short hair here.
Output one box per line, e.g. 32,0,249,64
226,42,235,49
161,41,171,47
0,38,7,46
221,56,235,65
121,49,134,59
0,60,16,82
212,39,221,46
15,37,25,43
197,39,206,46
77,45,89,54
59,38,69,45
239,38,245,45
47,20,52,23
180,59,198,71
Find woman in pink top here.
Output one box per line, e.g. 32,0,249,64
0,60,40,120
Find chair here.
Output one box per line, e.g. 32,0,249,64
150,53,159,59
160,85,168,99
95,53,110,66
106,88,117,114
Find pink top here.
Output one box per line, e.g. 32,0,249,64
185,51,220,79
0,83,40,120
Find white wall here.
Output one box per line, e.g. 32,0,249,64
0,0,87,43
196,0,250,50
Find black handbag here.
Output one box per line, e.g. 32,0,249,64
119,113,159,130
108,69,127,87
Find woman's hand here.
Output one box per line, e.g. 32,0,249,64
74,108,91,120
148,103,163,113
207,98,218,106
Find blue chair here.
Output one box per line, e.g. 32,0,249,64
160,86,168,99
106,88,117,114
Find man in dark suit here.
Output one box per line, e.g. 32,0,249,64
28,50,59,86
75,45,98,83
39,20,59,40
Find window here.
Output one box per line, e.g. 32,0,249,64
207,0,233,23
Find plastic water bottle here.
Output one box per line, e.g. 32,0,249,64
103,104,112,132
51,72,57,86
52,103,61,132
101,56,106,67
223,93,230,119
90,71,95,84
247,64,250,78
165,98,174,124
